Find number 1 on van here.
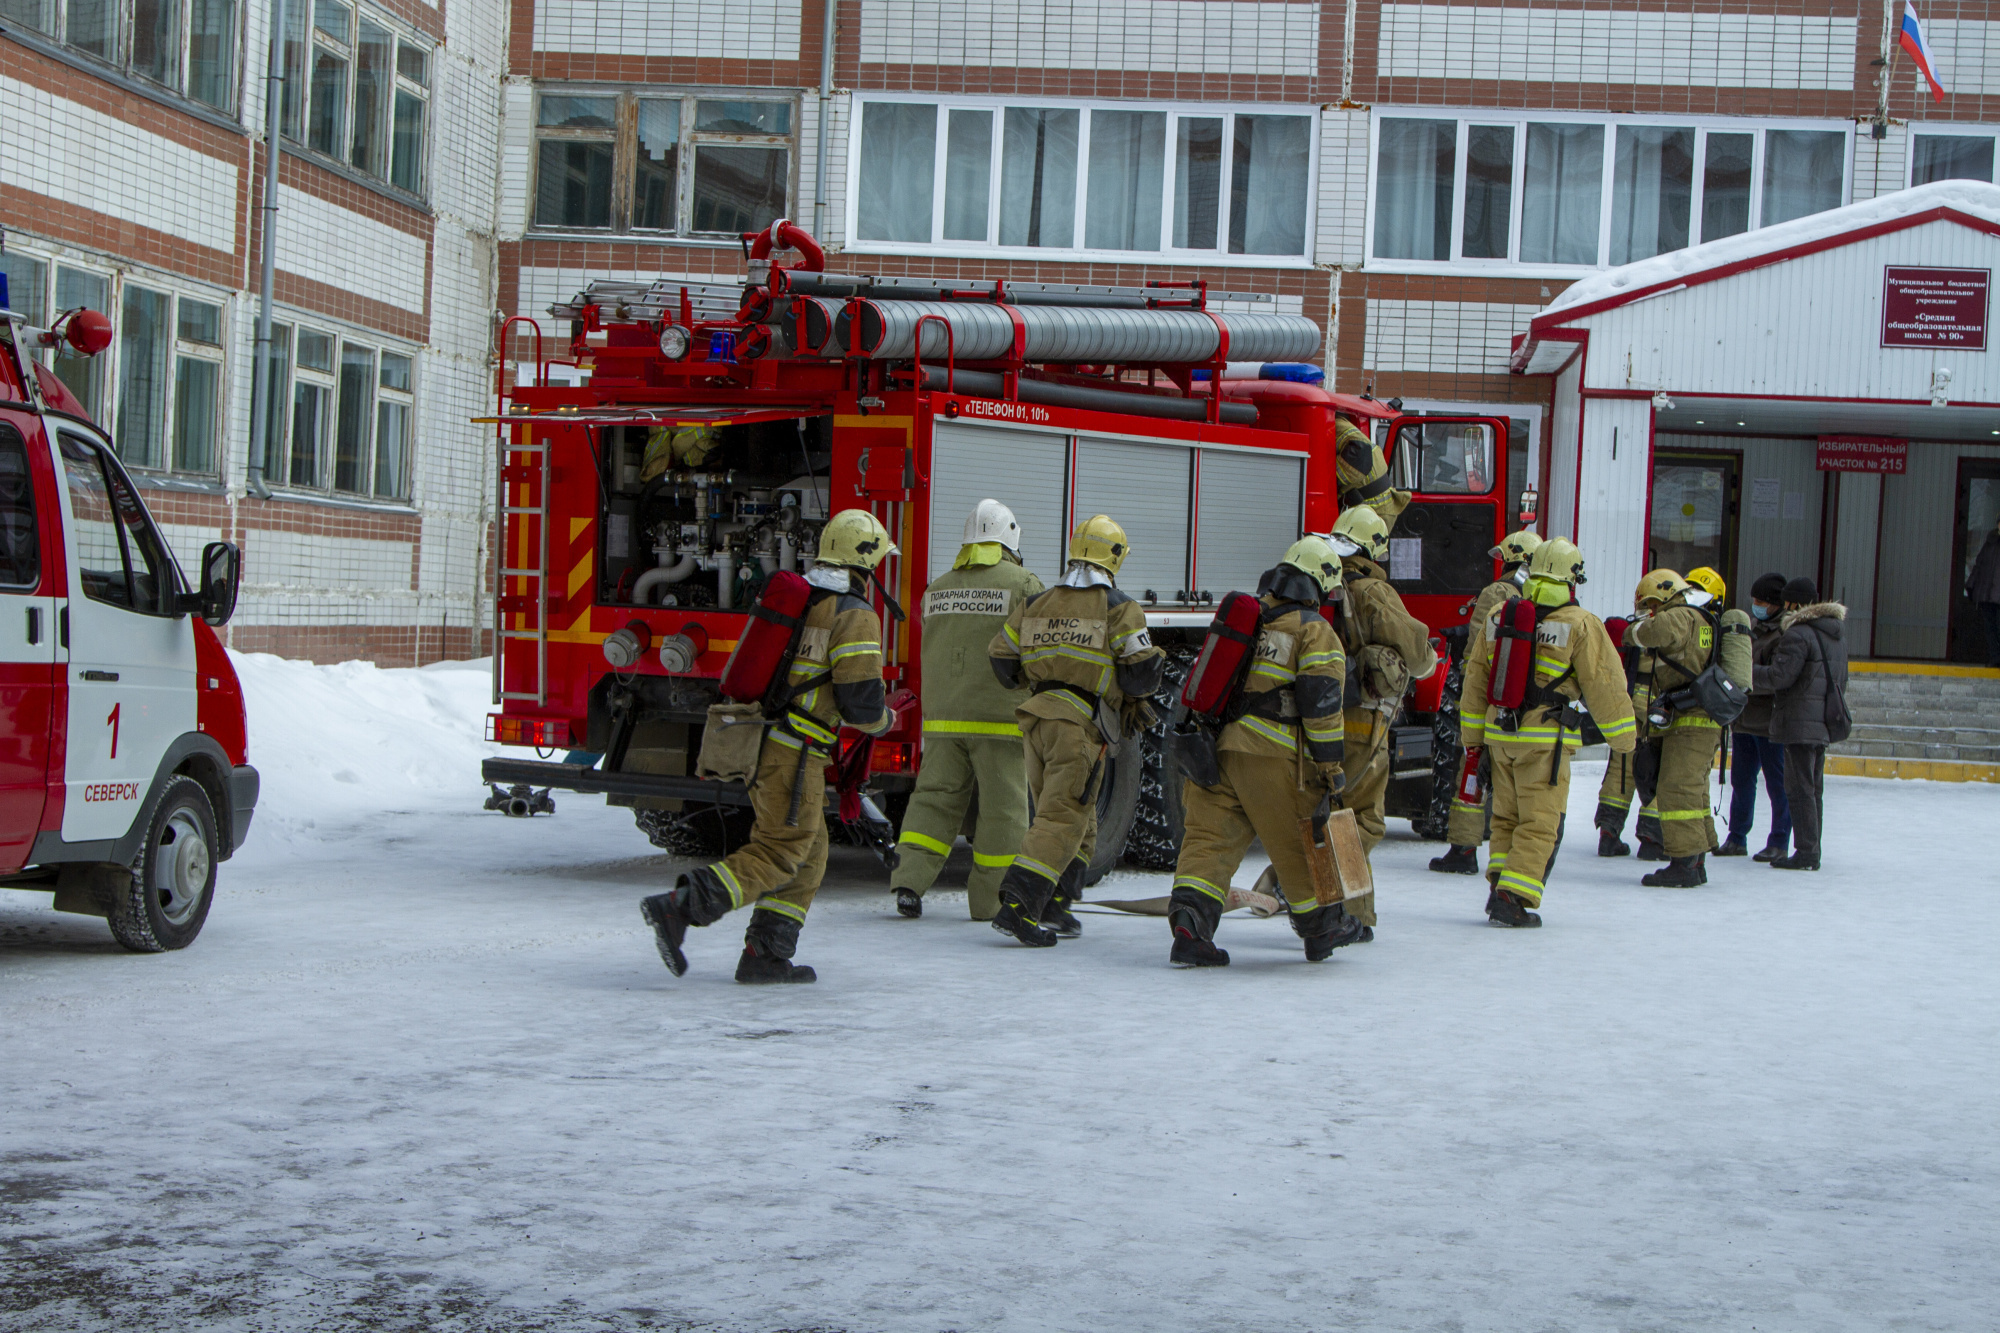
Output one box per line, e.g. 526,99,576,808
107,702,120,759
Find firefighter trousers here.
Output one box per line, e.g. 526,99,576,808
889,733,1029,920
1011,715,1105,893
1488,740,1574,909
1446,782,1490,847
1340,708,1393,926
1639,721,1720,858
1172,750,1330,918
703,733,831,927
1595,746,1636,834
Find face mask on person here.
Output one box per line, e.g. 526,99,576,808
1751,603,1773,621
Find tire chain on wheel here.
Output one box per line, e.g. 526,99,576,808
633,804,753,858
1122,645,1196,872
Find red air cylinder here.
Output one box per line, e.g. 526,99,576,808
719,570,814,706
1179,590,1264,721
1603,615,1630,650
1488,597,1540,710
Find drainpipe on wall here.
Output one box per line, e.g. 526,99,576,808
813,0,836,238
246,0,287,502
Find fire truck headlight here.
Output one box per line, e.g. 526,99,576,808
659,325,691,360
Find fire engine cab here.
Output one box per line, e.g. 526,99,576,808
0,283,255,951
481,223,1519,878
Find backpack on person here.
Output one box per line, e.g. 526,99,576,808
1653,604,1750,727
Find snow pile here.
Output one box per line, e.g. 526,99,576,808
1543,179,2000,316
230,651,500,849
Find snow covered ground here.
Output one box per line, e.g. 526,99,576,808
3,654,1997,1332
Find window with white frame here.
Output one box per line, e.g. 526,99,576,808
257,321,412,500
0,252,226,478
1370,112,1851,271
1909,125,1998,187
0,0,239,112
280,0,430,196
530,88,797,237
848,97,1316,262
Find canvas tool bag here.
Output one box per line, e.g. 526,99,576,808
695,702,766,783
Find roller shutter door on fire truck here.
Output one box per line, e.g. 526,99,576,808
1072,437,1192,601
929,421,1069,584
1194,447,1305,596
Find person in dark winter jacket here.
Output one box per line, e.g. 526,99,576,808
1965,516,2000,668
1752,576,1848,872
1721,572,1792,860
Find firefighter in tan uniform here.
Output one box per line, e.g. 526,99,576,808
1430,529,1542,876
1594,586,1658,858
1628,568,1724,887
1335,416,1413,529
641,510,898,984
889,500,1045,921
1326,505,1438,927
1458,539,1638,927
986,515,1165,947
1166,537,1364,967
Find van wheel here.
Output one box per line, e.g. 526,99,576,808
107,775,218,953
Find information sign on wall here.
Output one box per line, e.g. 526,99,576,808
1816,436,1908,474
1881,267,1989,348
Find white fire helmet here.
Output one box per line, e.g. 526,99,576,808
963,498,1022,553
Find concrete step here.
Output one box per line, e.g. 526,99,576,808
1848,701,2000,728
1830,737,2000,763
1847,674,2000,702
1847,723,2000,747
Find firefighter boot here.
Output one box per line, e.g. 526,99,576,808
639,867,734,977
1046,858,1087,939
894,888,923,918
990,865,1058,948
1597,829,1632,857
1166,889,1229,968
1642,855,1706,888
1486,889,1542,928
735,909,818,984
1636,838,1668,862
1293,902,1369,960
1428,845,1480,875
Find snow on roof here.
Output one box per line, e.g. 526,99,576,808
1541,180,2000,319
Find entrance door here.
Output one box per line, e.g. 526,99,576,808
1649,451,1741,590
1949,458,2000,663
0,416,57,871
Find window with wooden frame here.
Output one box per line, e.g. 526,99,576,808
531,87,798,238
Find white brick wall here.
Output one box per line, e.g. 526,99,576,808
0,77,238,251
1362,300,1541,374
275,187,430,314
1929,20,2000,96
1853,124,1910,203
534,0,802,59
1377,5,1858,90
1316,108,1370,269
858,0,1319,76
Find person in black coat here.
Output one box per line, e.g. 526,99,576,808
1721,571,1793,860
1965,516,2000,668
1752,576,1849,871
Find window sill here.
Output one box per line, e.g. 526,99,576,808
0,25,247,138
522,229,748,248
246,485,418,516
1361,259,1598,282
281,142,432,217
130,471,228,496
839,241,1318,270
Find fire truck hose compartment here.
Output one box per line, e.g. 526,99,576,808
918,367,1259,425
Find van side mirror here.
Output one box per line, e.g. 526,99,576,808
198,541,240,626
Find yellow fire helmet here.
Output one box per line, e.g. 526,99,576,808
1489,529,1544,565
1635,568,1690,610
817,508,899,570
1281,535,1345,596
1527,536,1587,585
1684,565,1726,606
1069,513,1129,575
1328,505,1391,563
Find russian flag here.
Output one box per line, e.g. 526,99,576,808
1900,2,1946,104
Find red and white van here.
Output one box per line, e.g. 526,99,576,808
0,295,255,951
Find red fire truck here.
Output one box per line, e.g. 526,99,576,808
480,223,1518,879
0,290,254,950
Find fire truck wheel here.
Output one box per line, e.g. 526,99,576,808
1121,728,1185,872
1083,732,1144,887
107,774,218,953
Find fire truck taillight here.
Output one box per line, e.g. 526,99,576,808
870,742,917,774
658,325,691,360
486,714,573,748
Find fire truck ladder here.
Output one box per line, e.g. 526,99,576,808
494,431,551,708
